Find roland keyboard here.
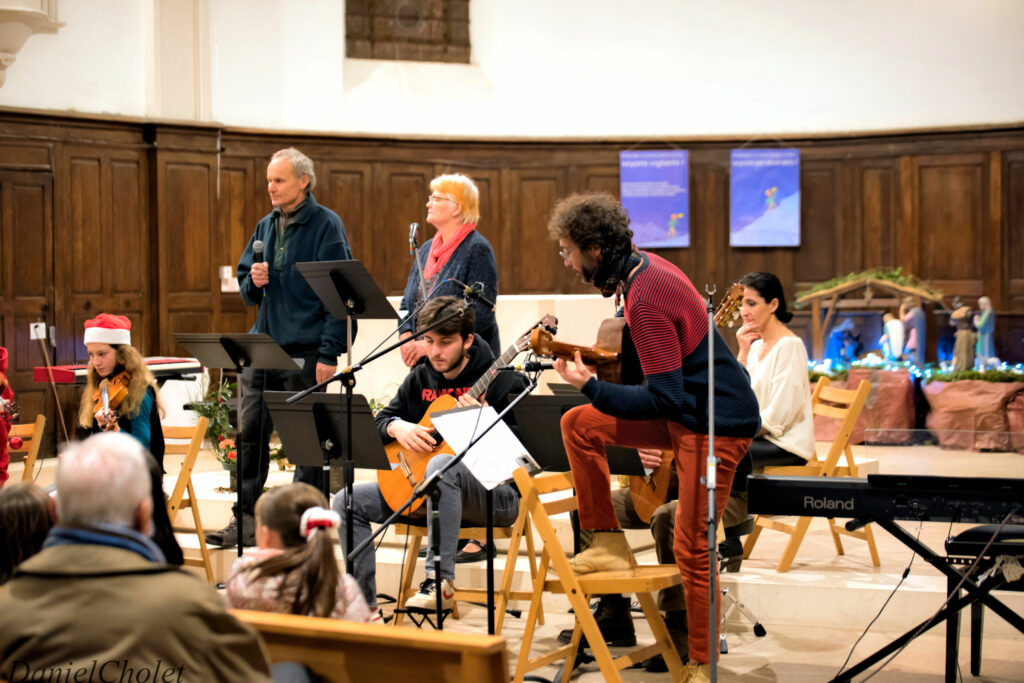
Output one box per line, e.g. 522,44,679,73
33,357,204,385
748,473,1024,525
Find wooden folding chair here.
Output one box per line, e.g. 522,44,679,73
164,417,214,582
11,414,46,483
511,467,685,683
392,504,542,633
743,377,881,572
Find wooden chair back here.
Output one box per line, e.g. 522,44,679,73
11,415,46,483
743,378,880,572
163,417,214,582
511,467,685,683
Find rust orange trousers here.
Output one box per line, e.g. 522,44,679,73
561,403,751,664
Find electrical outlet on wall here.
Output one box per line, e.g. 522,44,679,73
29,322,46,340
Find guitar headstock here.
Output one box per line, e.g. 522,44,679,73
713,283,745,328
516,314,558,353
529,327,555,357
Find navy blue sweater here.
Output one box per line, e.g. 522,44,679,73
400,230,500,358
237,193,354,364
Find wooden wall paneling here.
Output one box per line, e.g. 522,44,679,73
0,172,54,444
857,159,899,268
985,151,1003,307
1005,150,1024,310
916,154,986,291
217,156,258,333
507,167,569,294
898,155,919,277
58,146,150,362
374,162,437,296
794,161,839,285
688,154,726,293
573,163,620,196
320,161,374,273
154,128,220,357
0,143,51,171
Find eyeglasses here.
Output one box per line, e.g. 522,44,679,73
427,193,455,204
558,246,572,261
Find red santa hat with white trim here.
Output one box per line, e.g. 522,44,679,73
83,313,132,346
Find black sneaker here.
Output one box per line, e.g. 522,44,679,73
205,513,255,548
557,594,636,648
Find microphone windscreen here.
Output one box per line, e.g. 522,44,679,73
253,240,264,262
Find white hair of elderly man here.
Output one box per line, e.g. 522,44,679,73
56,431,153,531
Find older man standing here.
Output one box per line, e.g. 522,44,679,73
0,432,271,682
208,147,355,549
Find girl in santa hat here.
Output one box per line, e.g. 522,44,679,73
76,314,166,467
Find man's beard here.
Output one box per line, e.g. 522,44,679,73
430,350,466,375
576,252,601,285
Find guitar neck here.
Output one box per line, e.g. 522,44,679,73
466,341,521,401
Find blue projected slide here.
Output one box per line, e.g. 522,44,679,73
620,150,689,248
730,149,800,247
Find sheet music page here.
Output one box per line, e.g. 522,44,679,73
431,405,539,490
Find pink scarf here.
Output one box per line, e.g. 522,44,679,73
423,223,476,279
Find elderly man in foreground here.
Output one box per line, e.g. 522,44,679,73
0,432,272,683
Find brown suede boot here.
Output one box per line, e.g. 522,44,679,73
569,531,635,574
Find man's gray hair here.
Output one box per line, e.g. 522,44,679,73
271,147,316,191
56,432,151,528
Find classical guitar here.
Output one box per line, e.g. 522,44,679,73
377,315,558,514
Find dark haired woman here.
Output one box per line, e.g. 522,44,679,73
724,272,815,540
0,482,54,584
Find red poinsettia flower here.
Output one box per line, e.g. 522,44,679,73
218,434,226,443
227,451,237,461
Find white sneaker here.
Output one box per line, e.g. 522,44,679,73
405,577,455,612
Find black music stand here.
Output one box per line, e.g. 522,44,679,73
294,260,397,566
173,332,300,559
264,391,390,474
512,394,647,476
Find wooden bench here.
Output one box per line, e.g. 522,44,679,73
232,609,508,683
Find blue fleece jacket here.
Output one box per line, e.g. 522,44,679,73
237,193,354,364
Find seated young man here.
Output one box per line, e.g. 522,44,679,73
333,296,527,616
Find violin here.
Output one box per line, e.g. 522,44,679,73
93,370,131,432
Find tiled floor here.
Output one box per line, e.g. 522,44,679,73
14,439,1024,682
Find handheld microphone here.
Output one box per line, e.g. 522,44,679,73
408,222,419,256
498,361,556,372
253,240,265,297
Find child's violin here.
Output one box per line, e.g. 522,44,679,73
93,371,131,431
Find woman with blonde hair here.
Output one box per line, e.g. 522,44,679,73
399,173,500,367
226,482,371,622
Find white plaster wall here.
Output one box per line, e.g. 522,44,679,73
0,0,152,116
1,0,1022,136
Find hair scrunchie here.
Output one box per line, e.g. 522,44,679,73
299,507,340,539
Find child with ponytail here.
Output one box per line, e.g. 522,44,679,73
225,482,371,622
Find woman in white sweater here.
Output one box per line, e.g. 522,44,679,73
722,272,815,561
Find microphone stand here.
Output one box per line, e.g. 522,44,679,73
705,284,720,683
349,370,540,630
286,303,472,573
